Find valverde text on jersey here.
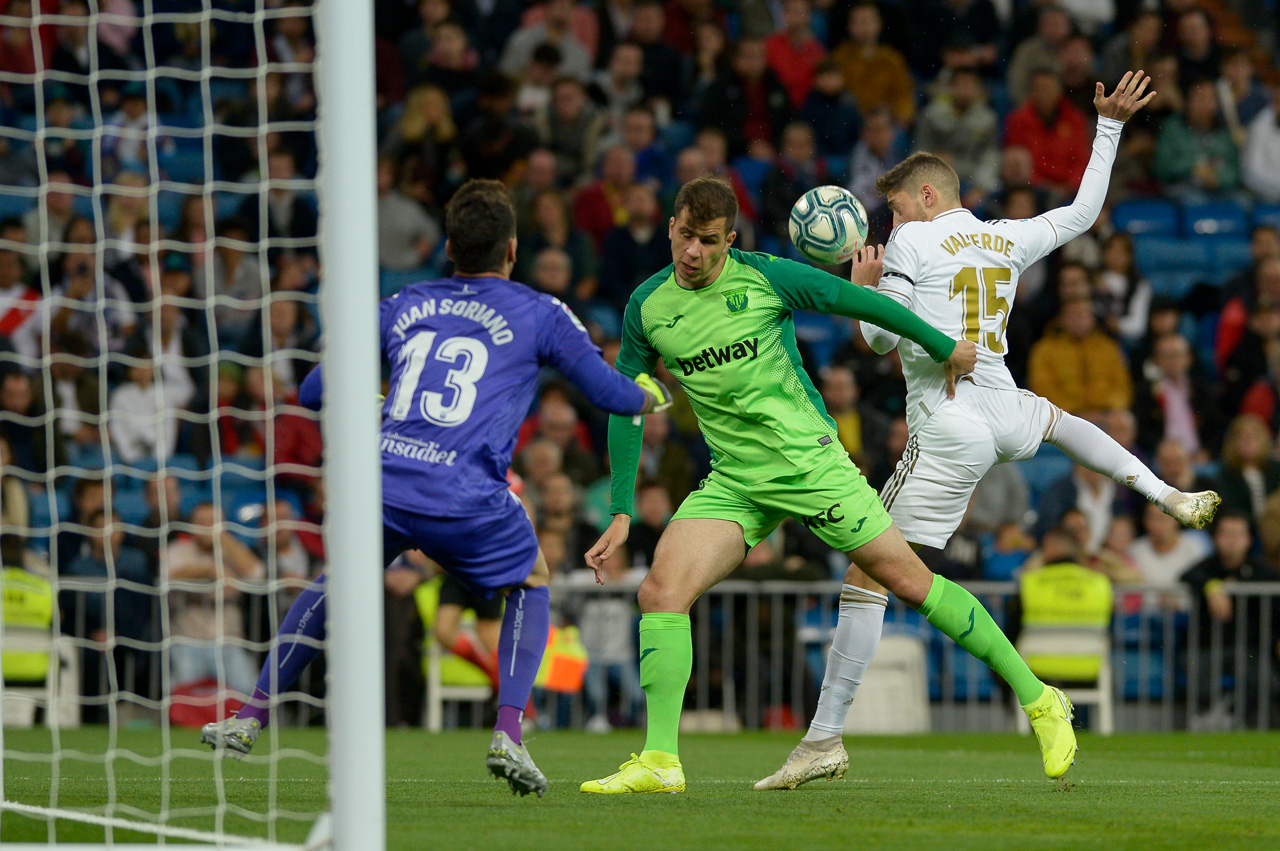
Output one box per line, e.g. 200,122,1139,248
674,337,759,375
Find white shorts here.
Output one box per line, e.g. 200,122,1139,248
880,384,1061,549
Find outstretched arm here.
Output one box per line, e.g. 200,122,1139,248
540,298,669,417
759,251,957,363
1032,70,1155,260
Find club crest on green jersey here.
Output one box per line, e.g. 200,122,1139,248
723,287,749,314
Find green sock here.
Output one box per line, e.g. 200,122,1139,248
918,575,1045,706
638,612,692,758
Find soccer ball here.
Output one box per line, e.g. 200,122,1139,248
788,185,869,265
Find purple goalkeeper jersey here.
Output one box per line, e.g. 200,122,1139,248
375,275,645,517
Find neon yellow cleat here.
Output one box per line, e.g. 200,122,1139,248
579,751,685,794
1025,686,1077,779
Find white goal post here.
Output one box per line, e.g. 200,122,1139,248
0,0,384,847
312,0,386,848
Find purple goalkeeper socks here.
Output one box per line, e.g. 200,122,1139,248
238,573,328,728
494,586,550,744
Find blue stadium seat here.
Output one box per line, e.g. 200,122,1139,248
1133,235,1211,274
217,466,269,497
112,490,152,526
206,78,251,107
1206,236,1253,283
160,149,208,184
1147,271,1204,300
226,487,269,523
155,190,186,232
0,192,35,219
793,310,846,369
1255,204,1280,230
71,193,96,219
1016,443,1073,509
1112,199,1178,235
25,483,54,550
730,156,772,201
214,191,248,221
167,453,205,472
823,155,849,184
1181,201,1249,237
67,442,106,471
179,481,214,518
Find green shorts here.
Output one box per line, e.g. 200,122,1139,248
672,453,893,553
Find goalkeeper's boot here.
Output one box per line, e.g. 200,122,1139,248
579,751,685,794
1168,490,1222,530
201,716,261,759
1025,686,1077,779
753,736,848,790
486,731,548,798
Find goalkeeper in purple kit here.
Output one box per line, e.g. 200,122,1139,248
201,180,672,797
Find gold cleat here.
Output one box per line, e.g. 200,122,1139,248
1168,491,1222,530
754,737,849,790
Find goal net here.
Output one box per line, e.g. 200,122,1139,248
0,1,381,846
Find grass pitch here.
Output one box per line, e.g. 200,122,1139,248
3,727,1280,849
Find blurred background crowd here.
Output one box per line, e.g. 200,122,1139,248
2,0,1280,730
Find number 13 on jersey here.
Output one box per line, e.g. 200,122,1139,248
949,267,1011,354
390,331,489,426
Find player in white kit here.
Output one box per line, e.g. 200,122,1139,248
757,70,1221,790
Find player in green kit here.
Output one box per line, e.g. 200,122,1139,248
579,177,1076,794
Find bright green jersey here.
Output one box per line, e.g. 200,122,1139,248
609,249,957,516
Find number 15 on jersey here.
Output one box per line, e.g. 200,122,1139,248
949,266,1011,354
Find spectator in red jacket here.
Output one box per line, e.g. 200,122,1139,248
765,0,826,110
1004,69,1092,197
573,144,635,251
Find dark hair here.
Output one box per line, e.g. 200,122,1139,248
444,179,516,274
672,176,737,231
1029,67,1062,85
874,151,960,200
1213,509,1253,532
532,41,562,67
1042,526,1082,563
216,215,251,239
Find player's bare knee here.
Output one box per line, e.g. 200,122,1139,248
637,572,688,614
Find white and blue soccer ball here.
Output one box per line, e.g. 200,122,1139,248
788,185,869,265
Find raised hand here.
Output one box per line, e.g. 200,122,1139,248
849,243,884,288
1094,70,1156,123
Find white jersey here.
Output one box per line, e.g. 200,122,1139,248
863,117,1124,435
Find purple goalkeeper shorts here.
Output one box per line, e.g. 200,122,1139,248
382,493,539,598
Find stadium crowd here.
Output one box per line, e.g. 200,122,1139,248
1,0,1280,728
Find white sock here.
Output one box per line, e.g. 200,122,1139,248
1043,412,1175,508
804,585,888,741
